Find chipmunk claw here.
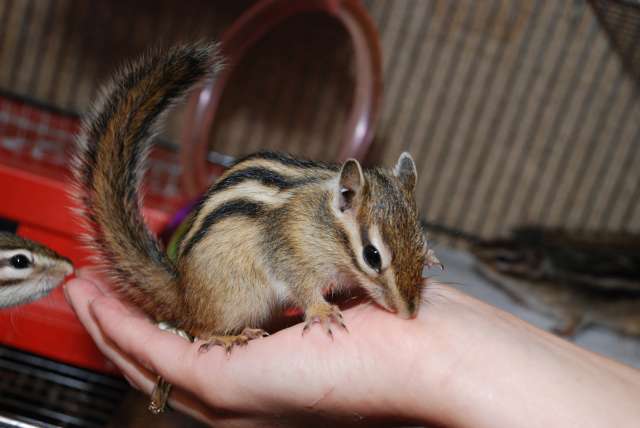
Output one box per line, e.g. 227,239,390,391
198,337,243,354
425,248,444,271
198,327,268,354
303,303,347,338
334,310,348,332
241,327,270,339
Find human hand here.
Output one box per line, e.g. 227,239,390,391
65,268,640,428
64,268,457,427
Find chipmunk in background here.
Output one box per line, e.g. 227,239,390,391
472,227,640,337
72,42,437,377
0,232,73,309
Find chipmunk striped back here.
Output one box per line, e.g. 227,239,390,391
179,151,339,256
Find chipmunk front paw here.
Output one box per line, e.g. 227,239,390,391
425,248,444,271
302,303,347,339
198,327,269,354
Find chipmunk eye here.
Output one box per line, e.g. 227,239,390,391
10,254,31,269
363,245,381,273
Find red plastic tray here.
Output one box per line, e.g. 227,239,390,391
0,96,221,373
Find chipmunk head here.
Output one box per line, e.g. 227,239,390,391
334,153,426,319
0,233,74,308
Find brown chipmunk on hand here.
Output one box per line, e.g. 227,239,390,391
71,43,439,411
471,227,640,338
0,232,73,308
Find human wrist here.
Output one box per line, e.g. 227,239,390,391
408,284,640,428
388,284,503,425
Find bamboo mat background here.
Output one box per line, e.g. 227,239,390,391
1,0,638,240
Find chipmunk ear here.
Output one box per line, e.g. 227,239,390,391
338,159,364,212
394,152,417,192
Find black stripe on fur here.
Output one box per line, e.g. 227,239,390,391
182,199,265,256
234,151,339,171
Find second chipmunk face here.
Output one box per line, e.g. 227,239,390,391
333,153,426,319
0,233,74,309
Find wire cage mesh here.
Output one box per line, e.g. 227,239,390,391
0,344,128,428
590,0,640,81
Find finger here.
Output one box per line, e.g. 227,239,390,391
165,387,223,426
76,266,119,296
64,277,105,334
66,279,160,387
65,277,145,337
87,293,299,413
68,278,213,404
87,298,228,424
74,268,149,319
67,279,221,424
89,295,199,389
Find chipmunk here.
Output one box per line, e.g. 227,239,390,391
471,228,640,337
425,222,640,337
0,232,73,308
72,42,437,383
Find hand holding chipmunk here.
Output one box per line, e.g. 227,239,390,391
66,268,640,428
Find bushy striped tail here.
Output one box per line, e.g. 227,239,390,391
71,43,222,321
